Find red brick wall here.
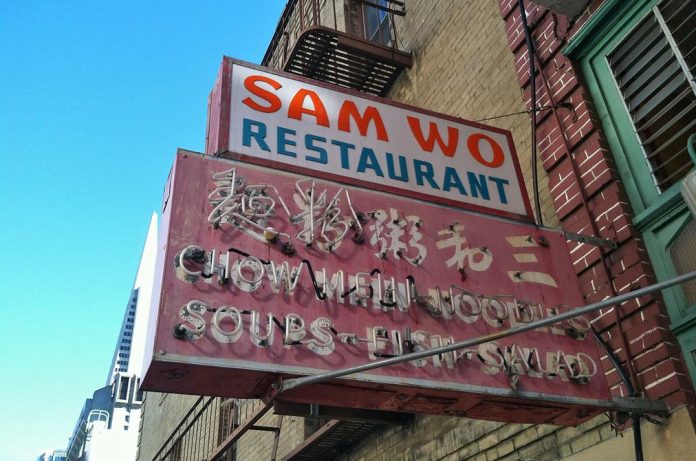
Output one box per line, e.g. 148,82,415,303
498,0,695,412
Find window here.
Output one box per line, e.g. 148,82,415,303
344,0,394,46
118,376,130,400
572,0,696,383
218,398,239,461
135,378,144,402
363,0,392,46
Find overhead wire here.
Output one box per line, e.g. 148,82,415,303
518,0,543,227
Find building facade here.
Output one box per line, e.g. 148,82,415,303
37,449,68,461
65,214,158,461
138,1,696,460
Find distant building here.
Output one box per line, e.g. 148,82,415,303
65,214,158,461
37,449,67,461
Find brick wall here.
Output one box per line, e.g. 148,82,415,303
325,1,627,457
137,393,205,460
497,0,696,412
335,414,615,461
234,400,305,461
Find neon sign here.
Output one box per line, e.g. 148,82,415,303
142,152,611,425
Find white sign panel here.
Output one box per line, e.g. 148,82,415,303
226,63,532,219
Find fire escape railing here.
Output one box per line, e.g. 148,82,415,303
262,0,411,96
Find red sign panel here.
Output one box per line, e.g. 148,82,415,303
142,151,611,425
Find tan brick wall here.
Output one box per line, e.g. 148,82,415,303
137,392,205,460
137,394,305,461
314,2,616,460
388,0,558,227
233,400,305,461
332,413,620,461
138,392,694,461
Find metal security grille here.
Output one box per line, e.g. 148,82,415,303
608,0,696,193
670,218,696,305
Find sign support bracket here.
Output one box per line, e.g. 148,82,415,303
205,401,273,461
201,265,696,461
278,270,696,405
563,229,618,249
610,397,669,418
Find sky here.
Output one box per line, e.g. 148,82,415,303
0,1,286,459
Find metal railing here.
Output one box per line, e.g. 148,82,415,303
281,270,696,393
262,0,407,70
87,409,110,426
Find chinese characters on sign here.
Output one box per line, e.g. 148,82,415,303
143,152,610,425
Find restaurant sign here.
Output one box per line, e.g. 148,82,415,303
206,58,533,220
141,152,611,425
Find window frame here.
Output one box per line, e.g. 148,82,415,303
362,0,393,46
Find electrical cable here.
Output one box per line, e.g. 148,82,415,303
592,327,644,461
516,2,641,457
518,0,543,227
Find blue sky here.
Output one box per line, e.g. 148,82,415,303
0,1,285,459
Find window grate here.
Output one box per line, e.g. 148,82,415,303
660,0,696,74
608,0,696,193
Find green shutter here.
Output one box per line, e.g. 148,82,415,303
567,0,696,384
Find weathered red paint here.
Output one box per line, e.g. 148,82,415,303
142,151,611,425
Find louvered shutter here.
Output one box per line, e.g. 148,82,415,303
608,0,696,193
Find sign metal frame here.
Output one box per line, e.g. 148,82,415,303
142,151,612,425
